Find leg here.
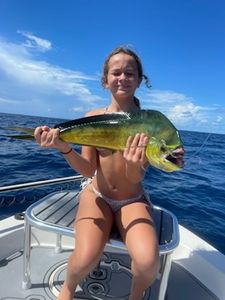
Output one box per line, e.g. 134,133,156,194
57,187,114,300
115,201,160,300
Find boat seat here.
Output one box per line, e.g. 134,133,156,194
22,190,180,300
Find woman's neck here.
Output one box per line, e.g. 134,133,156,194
107,97,139,113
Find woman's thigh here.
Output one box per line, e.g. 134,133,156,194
74,187,114,257
115,201,159,262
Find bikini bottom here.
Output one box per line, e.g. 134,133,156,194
91,184,151,213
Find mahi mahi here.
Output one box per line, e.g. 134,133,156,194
6,110,184,172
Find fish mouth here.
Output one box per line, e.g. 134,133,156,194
165,146,185,168
146,144,184,172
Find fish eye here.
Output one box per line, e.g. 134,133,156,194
160,145,167,152
160,139,167,152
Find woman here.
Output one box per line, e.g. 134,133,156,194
35,46,160,300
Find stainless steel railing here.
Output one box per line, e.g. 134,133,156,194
0,175,83,193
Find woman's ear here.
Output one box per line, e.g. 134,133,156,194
103,80,109,89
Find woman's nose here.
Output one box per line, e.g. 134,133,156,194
119,72,127,80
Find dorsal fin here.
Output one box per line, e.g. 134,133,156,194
55,112,130,131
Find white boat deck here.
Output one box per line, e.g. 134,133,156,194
0,234,220,299
0,203,224,299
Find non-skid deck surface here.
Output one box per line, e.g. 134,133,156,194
0,247,218,300
0,247,155,300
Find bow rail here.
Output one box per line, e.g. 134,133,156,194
0,175,83,193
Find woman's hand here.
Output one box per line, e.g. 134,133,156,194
123,133,149,179
34,126,71,153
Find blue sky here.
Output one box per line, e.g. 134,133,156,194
0,0,224,134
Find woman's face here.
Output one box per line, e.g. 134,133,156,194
104,53,141,100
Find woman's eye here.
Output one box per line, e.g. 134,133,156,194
111,71,121,76
112,72,134,77
125,72,134,77
110,70,135,77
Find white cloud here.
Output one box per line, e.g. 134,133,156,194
72,106,87,113
146,89,192,105
0,33,104,118
17,30,52,52
0,96,20,104
0,39,98,98
138,89,225,132
212,115,223,126
168,102,201,122
140,89,200,119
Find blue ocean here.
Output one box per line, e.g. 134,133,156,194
0,112,225,255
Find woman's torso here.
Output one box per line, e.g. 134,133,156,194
85,107,144,201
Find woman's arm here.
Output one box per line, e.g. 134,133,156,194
34,125,97,177
61,145,97,177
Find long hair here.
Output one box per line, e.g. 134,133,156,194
101,46,151,108
101,46,151,89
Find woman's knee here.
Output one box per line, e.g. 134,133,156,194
68,249,102,277
132,251,160,279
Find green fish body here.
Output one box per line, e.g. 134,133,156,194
56,110,183,172
7,110,183,172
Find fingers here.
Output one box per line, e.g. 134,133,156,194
172,146,185,167
34,126,50,144
139,134,149,161
126,133,148,149
124,133,149,163
34,126,60,148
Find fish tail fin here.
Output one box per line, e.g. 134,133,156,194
3,127,35,140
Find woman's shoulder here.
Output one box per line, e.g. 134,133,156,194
85,107,107,117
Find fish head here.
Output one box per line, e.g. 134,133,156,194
145,131,184,172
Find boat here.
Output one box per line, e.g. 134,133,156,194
0,175,225,300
